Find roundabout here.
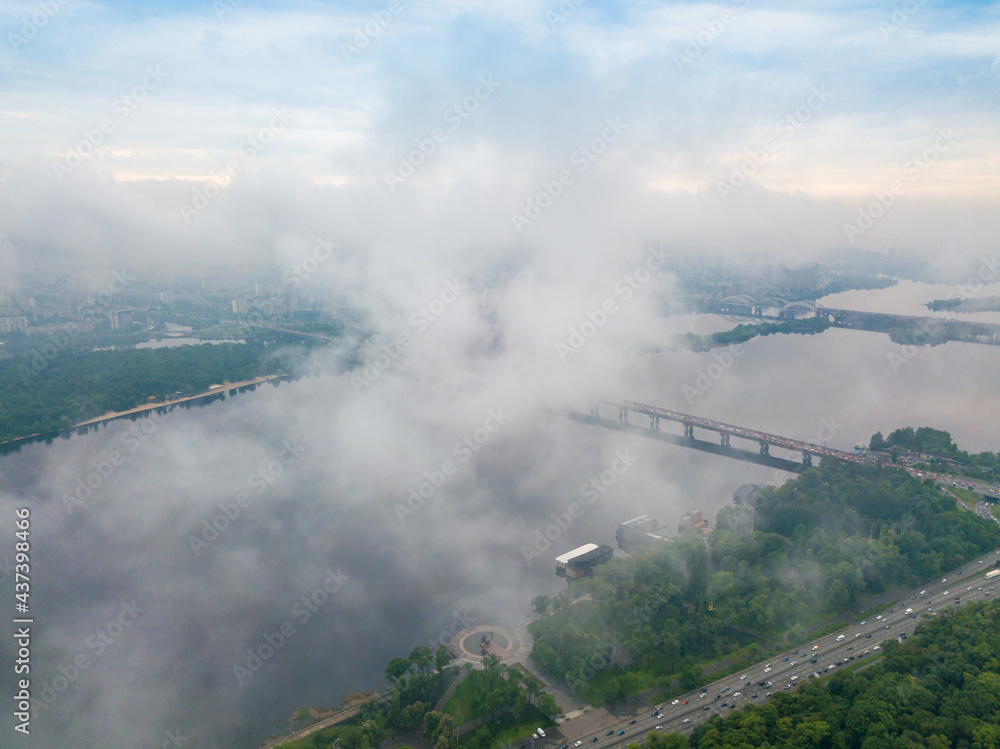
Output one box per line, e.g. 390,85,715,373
450,624,521,663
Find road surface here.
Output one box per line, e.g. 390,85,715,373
549,550,1000,748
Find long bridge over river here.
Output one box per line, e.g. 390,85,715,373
708,296,1000,345
575,399,872,469
569,399,1000,496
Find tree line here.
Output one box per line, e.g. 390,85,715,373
0,342,284,444
528,460,1000,706
870,427,998,480
292,647,559,749
640,598,1000,748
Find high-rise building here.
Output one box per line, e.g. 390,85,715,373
0,316,28,334
109,309,136,330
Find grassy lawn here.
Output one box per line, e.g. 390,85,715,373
458,706,554,749
444,670,488,724
429,667,460,706
992,504,1000,521
273,722,363,749
951,486,981,511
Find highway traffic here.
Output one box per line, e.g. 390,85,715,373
554,550,1000,748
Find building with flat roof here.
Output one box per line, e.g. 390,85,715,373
617,515,663,552
109,309,137,330
733,483,765,505
555,543,614,579
679,509,713,536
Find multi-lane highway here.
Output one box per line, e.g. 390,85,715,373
977,500,1000,524
919,471,1000,500
554,551,1000,748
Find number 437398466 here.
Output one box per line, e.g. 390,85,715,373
15,507,30,611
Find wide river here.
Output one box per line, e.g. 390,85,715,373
1,280,997,748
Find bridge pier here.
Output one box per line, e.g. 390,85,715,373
720,433,730,447
684,424,695,439
591,402,599,417
650,415,660,431
802,453,813,467
759,442,769,455
618,408,629,424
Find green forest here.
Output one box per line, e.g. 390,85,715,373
278,648,559,749
640,598,1000,749
0,343,283,443
870,427,998,481
528,460,1000,705
678,317,831,352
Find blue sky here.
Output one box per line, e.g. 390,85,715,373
0,0,998,274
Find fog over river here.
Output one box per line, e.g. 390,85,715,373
1,278,998,748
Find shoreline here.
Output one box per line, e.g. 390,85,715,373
0,374,290,452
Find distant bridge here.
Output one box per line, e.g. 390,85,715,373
567,399,1000,495
709,297,1000,345
579,399,874,469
